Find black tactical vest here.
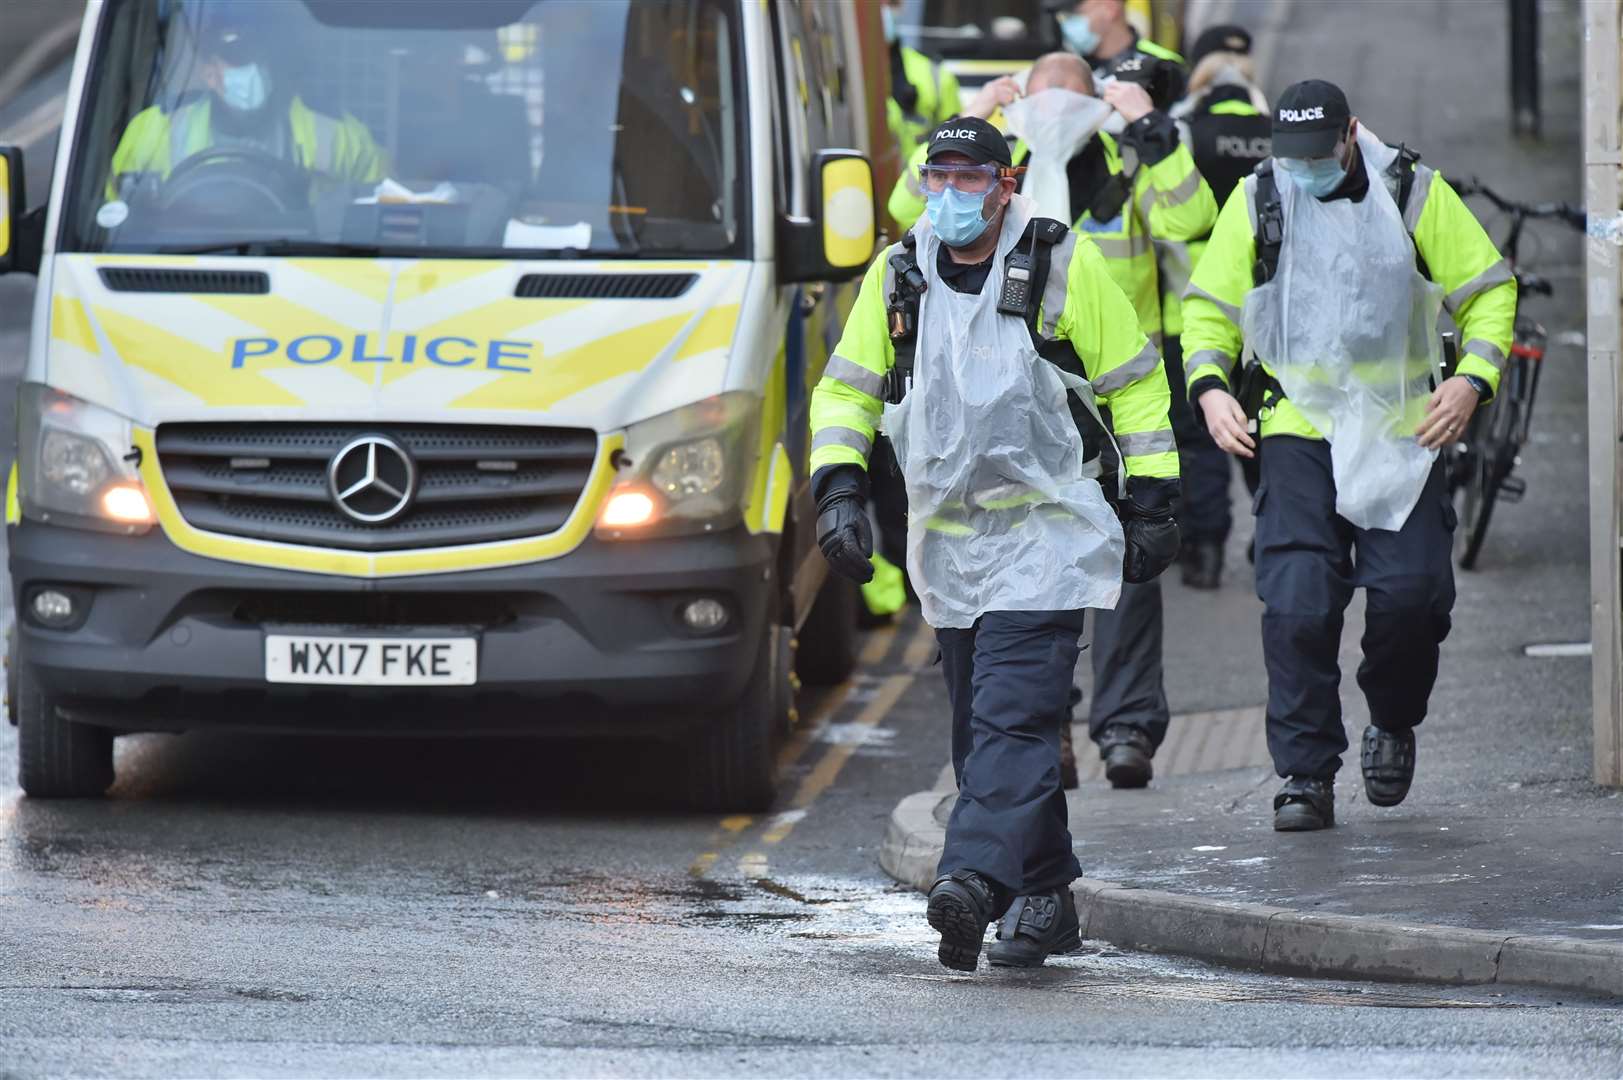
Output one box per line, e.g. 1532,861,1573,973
1185,86,1272,206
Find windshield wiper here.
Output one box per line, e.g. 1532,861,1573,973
156,239,387,257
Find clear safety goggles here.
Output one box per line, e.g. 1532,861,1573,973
917,162,1023,195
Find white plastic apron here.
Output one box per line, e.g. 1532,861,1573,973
1240,128,1444,532
880,195,1125,629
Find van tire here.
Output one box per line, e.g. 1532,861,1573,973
16,663,114,799
684,621,785,813
795,575,861,686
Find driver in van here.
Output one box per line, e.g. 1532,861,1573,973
106,1,386,199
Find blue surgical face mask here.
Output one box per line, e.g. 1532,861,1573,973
1057,12,1100,57
925,185,993,247
1276,155,1347,198
219,62,269,112
881,5,898,44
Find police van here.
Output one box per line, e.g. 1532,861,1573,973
0,0,883,810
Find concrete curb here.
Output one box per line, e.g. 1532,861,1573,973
878,787,1623,1000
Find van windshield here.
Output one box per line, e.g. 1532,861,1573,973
911,0,1055,63
60,0,745,258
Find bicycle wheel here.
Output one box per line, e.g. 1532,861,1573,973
1456,391,1520,570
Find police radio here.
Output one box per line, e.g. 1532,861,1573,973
997,229,1040,318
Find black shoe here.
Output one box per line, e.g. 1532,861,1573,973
1361,725,1416,807
987,888,1080,968
927,870,998,972
1181,540,1223,590
1273,777,1335,831
1099,724,1153,789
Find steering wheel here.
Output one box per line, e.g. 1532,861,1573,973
159,145,312,216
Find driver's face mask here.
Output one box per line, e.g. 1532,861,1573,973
219,62,270,112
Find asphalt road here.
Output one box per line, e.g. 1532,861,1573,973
2,0,1621,1075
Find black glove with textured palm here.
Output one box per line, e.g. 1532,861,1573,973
817,489,874,584
1121,476,1181,584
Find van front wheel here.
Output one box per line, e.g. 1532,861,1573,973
683,622,787,813
16,663,114,798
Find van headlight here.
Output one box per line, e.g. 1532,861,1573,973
598,392,761,537
18,384,154,533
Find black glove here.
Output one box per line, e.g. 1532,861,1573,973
817,488,874,584
1120,476,1181,584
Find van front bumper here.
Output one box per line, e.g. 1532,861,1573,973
8,520,776,735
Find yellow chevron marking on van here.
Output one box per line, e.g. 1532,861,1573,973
286,258,393,302
392,260,509,302
92,306,304,407
198,293,375,348
448,307,704,411
674,303,741,362
50,296,98,354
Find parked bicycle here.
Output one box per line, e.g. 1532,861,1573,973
1444,178,1585,569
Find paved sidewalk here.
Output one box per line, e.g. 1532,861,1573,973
880,0,1623,999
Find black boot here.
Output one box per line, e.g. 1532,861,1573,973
926,870,999,972
1099,724,1153,789
1273,776,1335,831
1361,725,1416,807
1181,540,1223,590
987,888,1080,968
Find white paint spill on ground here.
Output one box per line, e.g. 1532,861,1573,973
818,723,898,750
1192,846,1228,852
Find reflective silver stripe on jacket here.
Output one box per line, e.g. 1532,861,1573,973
1462,338,1508,371
1115,428,1178,457
1151,168,1204,212
306,112,338,172
811,426,872,457
1091,340,1161,396
1184,347,1233,381
1089,231,1151,260
1038,231,1080,339
823,353,884,399
168,102,207,165
1444,257,1514,313
1403,164,1434,234
1184,282,1242,324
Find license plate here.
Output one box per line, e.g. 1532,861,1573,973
264,634,477,686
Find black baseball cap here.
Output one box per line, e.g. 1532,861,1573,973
1188,24,1252,69
926,117,1012,167
1271,79,1351,158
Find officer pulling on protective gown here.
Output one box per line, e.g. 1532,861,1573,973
811,119,1180,970
1183,81,1516,831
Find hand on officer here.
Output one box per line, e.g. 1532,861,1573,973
1120,477,1181,585
965,75,1021,120
1416,375,1481,450
1198,387,1257,459
1102,81,1156,125
817,489,875,584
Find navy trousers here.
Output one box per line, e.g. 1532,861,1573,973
1254,437,1457,779
1087,580,1170,749
1165,335,1234,545
937,609,1086,895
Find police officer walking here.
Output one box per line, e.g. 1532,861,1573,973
1164,24,1273,589
881,0,962,165
1182,81,1516,830
811,119,1180,968
884,53,1214,792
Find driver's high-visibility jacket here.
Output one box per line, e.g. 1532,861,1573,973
107,95,387,198
809,229,1178,485
887,128,1216,349
1181,161,1517,441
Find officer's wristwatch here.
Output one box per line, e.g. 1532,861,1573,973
1461,373,1491,401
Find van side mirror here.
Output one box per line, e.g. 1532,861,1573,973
779,149,876,284
0,146,41,276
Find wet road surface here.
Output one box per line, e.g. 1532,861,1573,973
2,620,1621,1077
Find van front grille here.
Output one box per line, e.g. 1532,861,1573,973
155,423,598,551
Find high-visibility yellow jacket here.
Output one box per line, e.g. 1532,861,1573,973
887,129,1216,348
809,225,1179,484
108,95,387,198
887,46,961,166
1181,159,1517,440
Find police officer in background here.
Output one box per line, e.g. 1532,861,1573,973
881,0,962,165
1163,23,1274,588
811,119,1180,969
1183,81,1515,831
1050,0,1186,106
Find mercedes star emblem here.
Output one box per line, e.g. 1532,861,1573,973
327,435,417,524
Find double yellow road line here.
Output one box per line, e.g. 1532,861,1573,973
688,615,935,880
